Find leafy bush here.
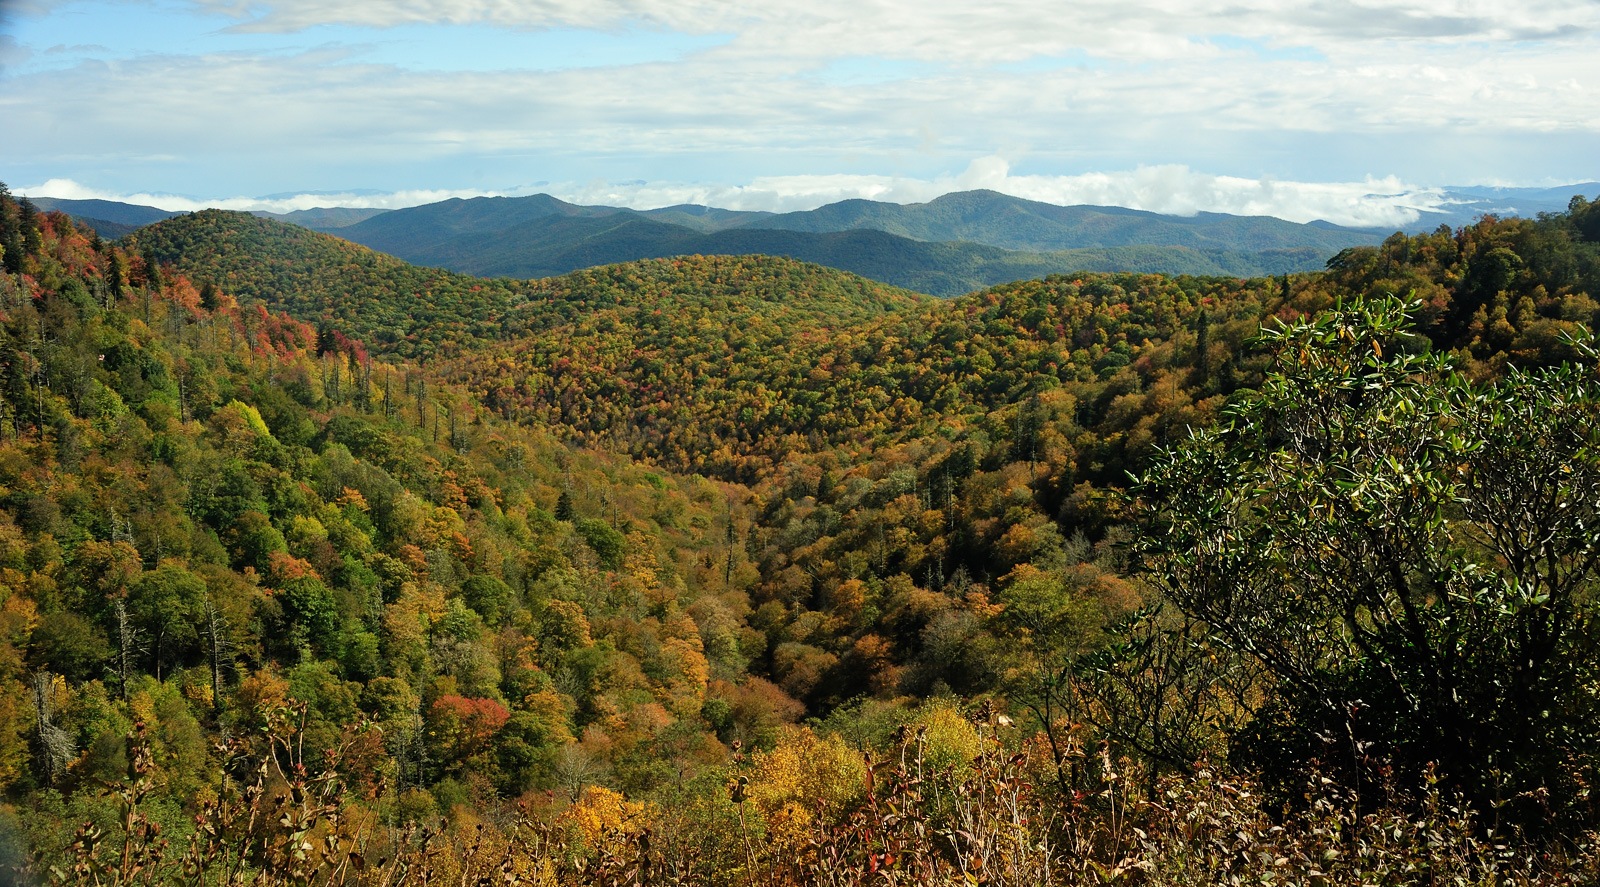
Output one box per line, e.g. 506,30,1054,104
1133,296,1600,831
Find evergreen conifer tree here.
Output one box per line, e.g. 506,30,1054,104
142,248,164,290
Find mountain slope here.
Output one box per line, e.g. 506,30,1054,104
129,210,924,349
28,196,184,227
28,196,185,238
338,194,622,251
128,210,530,356
0,191,803,855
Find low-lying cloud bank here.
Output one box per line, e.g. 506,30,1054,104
558,159,1449,228
22,159,1461,229
18,181,502,217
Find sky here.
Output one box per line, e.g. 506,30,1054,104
1,0,1598,228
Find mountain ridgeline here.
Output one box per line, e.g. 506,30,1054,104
326,188,1385,252
4,183,1600,884
742,189,1376,252
329,190,1376,294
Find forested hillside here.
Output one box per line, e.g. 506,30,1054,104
464,205,1600,479
4,183,1600,885
0,189,812,872
129,212,926,353
128,211,529,358
141,206,1600,484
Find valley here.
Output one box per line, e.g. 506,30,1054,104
2,186,1599,884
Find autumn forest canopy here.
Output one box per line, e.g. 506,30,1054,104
2,184,1600,884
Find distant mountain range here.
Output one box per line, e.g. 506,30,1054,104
1410,184,1600,232
323,197,1329,296
29,183,1600,296
715,190,1379,253
320,190,1381,295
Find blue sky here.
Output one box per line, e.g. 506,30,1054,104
2,0,1597,226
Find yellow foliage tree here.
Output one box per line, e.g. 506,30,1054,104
748,726,866,848
564,785,654,853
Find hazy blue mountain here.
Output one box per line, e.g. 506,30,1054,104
334,208,1331,296
253,207,390,229
740,189,1384,253
28,197,184,237
1399,183,1600,232
338,194,619,247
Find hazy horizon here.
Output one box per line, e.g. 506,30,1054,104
16,168,1600,231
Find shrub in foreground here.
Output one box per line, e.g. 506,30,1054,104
10,706,1597,886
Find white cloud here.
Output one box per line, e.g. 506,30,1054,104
18,160,1458,228
16,178,518,213
0,34,32,67
974,163,1443,227
6,38,1594,164
549,159,1451,227
4,0,1596,205
0,0,66,18
185,0,1600,64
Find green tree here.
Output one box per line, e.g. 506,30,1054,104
0,182,22,274
18,198,42,260
26,613,112,683
1570,194,1600,243
141,248,164,290
127,564,208,681
575,518,625,569
1132,296,1600,833
460,575,514,626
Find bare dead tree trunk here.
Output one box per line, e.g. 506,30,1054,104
31,672,74,786
114,600,137,701
202,597,232,710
